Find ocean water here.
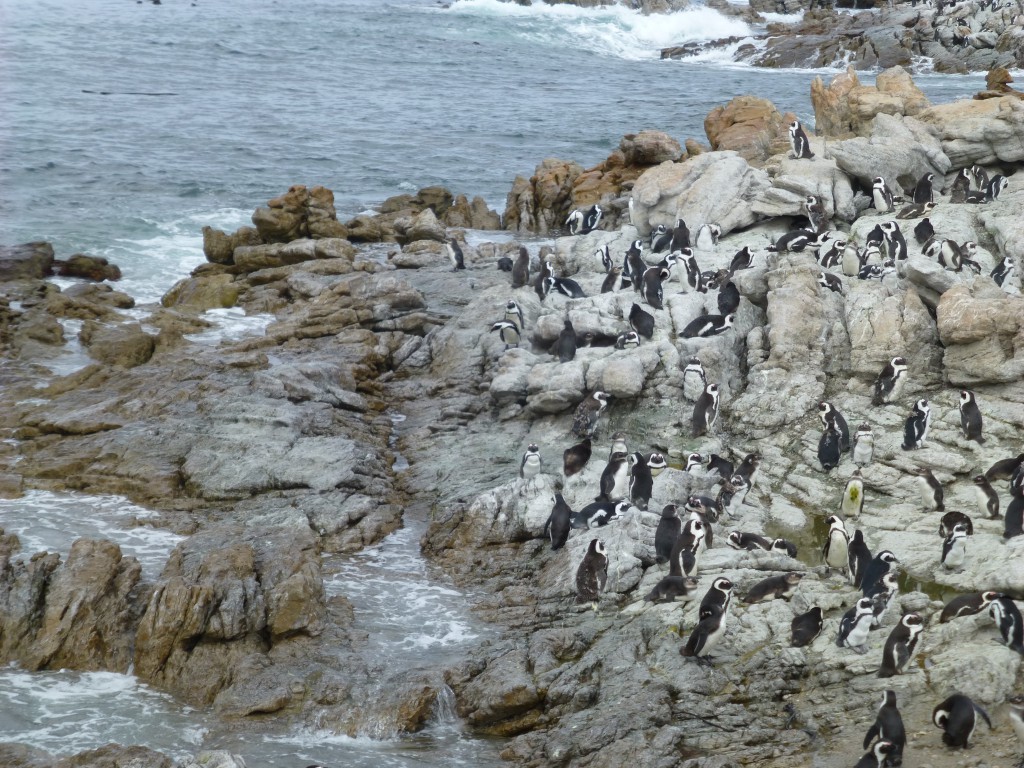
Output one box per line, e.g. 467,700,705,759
0,0,989,764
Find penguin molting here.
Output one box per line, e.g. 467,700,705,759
543,493,573,550
627,450,654,510
863,690,906,766
933,694,992,749
520,443,542,479
959,389,985,444
791,606,824,647
692,383,720,438
629,302,655,339
511,246,530,288
878,613,923,678
837,596,876,654
872,356,909,405
644,574,700,604
571,391,610,439
853,423,874,466
575,538,609,605
554,318,577,362
562,436,591,477
868,571,901,628
901,399,931,450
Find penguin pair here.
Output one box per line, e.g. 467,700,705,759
681,578,733,664
565,204,602,236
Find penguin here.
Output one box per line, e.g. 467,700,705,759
991,255,1015,287
489,320,521,350
644,575,700,604
675,517,708,565
896,201,936,219
735,452,762,486
949,167,971,203
742,572,803,604
446,236,466,270
986,174,1008,200
822,515,851,577
767,229,814,253
933,694,992,748
571,499,629,529
818,415,842,472
669,217,691,253
683,452,704,474
853,423,874,466
939,591,1000,623
600,265,621,294
496,256,514,272
624,239,645,292
562,437,592,477
650,223,672,252
843,243,866,277
849,529,873,590
706,453,734,481
575,204,603,235
628,451,654,510
504,299,524,331
872,176,895,212
679,313,735,338
985,452,1024,482
554,318,577,363
771,538,798,558
597,244,613,273
698,577,734,620
680,248,703,292
534,258,552,300
958,389,985,444
681,356,707,401
854,740,897,768
520,443,542,479
818,401,850,452
614,331,641,350
789,119,814,159
866,571,900,630
989,595,1024,653
641,266,666,309
880,221,908,262
878,613,923,679
972,474,1000,519
681,603,726,664
543,493,574,550
511,246,530,288
817,238,846,268
938,510,973,538
607,431,628,460
628,302,655,340
575,538,608,604
872,356,909,405
964,188,991,204
654,504,682,564
656,251,678,274
842,470,865,518
691,383,720,438
913,467,944,512
940,523,970,570
861,551,899,597
728,246,754,274
718,475,749,519
571,391,610,439
912,172,935,204
818,271,843,294
791,606,824,647
858,261,894,280
863,690,906,766
900,399,931,450
936,239,964,271
727,531,773,551
545,276,585,299
1007,695,1024,758
913,216,935,245
598,451,631,502
694,223,721,251
837,596,876,653
805,194,828,233
717,276,740,315
647,453,667,477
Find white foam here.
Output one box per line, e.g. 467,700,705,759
182,307,275,345
759,12,804,24
445,0,751,60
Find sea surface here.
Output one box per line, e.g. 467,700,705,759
0,0,988,764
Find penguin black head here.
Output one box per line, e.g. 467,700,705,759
878,551,899,565
661,503,678,519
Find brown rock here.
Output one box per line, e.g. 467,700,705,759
704,95,792,165
252,185,311,243
619,130,682,165
937,281,1024,384
202,225,262,265
306,185,349,240
233,238,355,272
812,65,930,138
415,185,454,216
0,242,55,281
79,321,156,368
53,254,122,282
403,208,447,243
55,744,174,768
443,194,502,230
503,158,583,234
161,273,240,311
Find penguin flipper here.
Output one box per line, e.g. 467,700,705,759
863,723,880,750
974,703,993,729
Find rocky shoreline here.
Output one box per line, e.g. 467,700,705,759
2,65,1024,767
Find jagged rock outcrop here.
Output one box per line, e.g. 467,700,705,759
812,65,931,138
704,95,795,166
503,158,584,235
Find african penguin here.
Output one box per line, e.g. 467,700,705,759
627,451,654,510
511,246,530,288
543,494,573,550
987,452,1024,482
650,223,672,252
866,571,900,627
575,538,608,604
933,694,992,748
706,453,734,481
990,595,1024,653
545,275,586,299
770,538,798,558
767,229,814,253
670,218,691,253
878,613,923,678
614,330,640,349
647,453,667,476
900,399,931,450
489,321,521,350
681,356,707,401
694,223,721,251
504,299,524,331
972,474,1000,519
679,313,735,339
791,606,824,648
912,172,935,204
1008,695,1024,759
562,437,592,478
519,444,542,479
939,591,1000,623
986,174,1008,200
818,415,843,472
819,271,843,293
853,423,874,466
680,248,703,292
940,523,970,570
598,451,630,503
654,504,682,564
863,690,906,766
913,216,935,245
644,575,699,604
681,603,726,664
571,500,629,529
735,452,762,486
872,356,909,405
728,531,773,551
861,551,899,597
571,391,609,439
848,529,873,589
698,577,734,621
880,221,908,262
789,119,814,159
597,244,613,273
822,515,851,578
991,255,1015,287
938,510,973,538
818,401,851,452
691,383,720,438
842,469,865,518
446,237,466,270
534,258,552,300
600,265,621,294
871,176,895,212
554,318,577,363
913,467,944,511
837,597,876,654
717,276,740,315
629,302,655,339
958,390,984,444
608,431,628,460
742,572,803,604
949,167,971,203
641,266,666,309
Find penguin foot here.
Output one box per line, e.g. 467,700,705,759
852,645,869,655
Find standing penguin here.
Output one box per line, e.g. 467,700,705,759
914,216,935,245
972,474,1000,519
669,217,691,253
991,255,1015,287
504,299,524,331
446,236,466,271
863,690,906,765
912,172,936,204
490,321,521,350
543,494,574,550
853,423,874,466
913,467,944,512
791,606,824,648
511,246,530,289
818,401,851,453
625,239,645,293
654,504,682,564
880,221,908,263
571,391,610,439
849,529,873,589
649,223,672,252
842,469,865,518
818,415,843,472
989,595,1024,653
872,356,909,405
681,603,726,665
728,246,754,274
901,399,931,450
598,451,631,503
692,383,720,438
554,318,578,363
861,551,899,597
933,694,992,748
958,390,985,444
940,523,970,570
628,451,654,510
628,302,655,340
872,176,895,212
837,597,876,653
682,356,707,401
575,538,608,604
641,266,667,310
822,515,851,578
789,119,814,159
562,436,592,477
804,194,828,233
717,276,740,315
534,258,552,300
867,571,901,628
519,444,542,480
878,614,924,678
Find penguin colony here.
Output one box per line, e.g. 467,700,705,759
472,135,1024,765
